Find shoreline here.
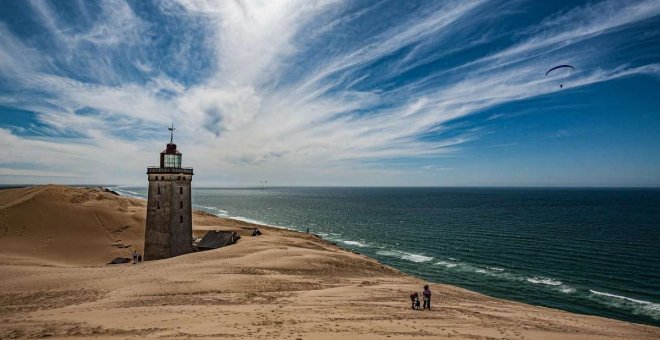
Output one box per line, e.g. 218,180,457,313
107,186,660,328
0,185,658,339
15,185,660,325
107,187,417,275
196,215,660,329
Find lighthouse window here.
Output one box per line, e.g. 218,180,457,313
157,186,160,194
164,154,181,168
180,215,183,223
157,201,160,209
180,201,183,209
180,187,183,194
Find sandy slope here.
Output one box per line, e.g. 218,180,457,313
0,185,147,265
0,185,658,339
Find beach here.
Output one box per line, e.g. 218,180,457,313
0,185,658,339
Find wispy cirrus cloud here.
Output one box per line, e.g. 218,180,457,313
0,0,659,186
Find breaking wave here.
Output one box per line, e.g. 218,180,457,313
431,260,577,294
107,187,146,199
589,290,660,319
194,205,229,216
376,250,433,263
435,260,458,268
526,277,563,286
341,240,369,247
560,286,576,294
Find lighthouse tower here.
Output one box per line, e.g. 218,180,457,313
144,124,194,260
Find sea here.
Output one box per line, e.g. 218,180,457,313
110,186,660,326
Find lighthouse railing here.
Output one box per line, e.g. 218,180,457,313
147,167,194,175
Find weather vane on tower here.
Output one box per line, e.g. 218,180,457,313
169,122,175,143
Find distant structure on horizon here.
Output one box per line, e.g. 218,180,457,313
144,124,194,261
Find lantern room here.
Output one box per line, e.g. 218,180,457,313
160,142,182,168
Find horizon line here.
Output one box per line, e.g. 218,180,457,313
2,184,660,190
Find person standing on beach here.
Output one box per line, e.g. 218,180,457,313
410,293,419,309
423,285,431,310
410,292,419,309
132,250,138,264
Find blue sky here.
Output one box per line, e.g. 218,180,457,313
0,0,659,186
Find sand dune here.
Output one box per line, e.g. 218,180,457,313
0,185,147,265
0,185,243,265
0,185,658,339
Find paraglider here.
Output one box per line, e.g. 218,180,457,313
546,64,575,88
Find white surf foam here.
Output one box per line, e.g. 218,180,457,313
401,253,433,263
487,267,505,271
195,205,219,211
589,290,660,319
559,286,576,294
376,250,433,263
341,240,369,247
434,261,458,268
228,216,291,230
526,277,563,286
121,190,143,197
107,187,146,199
194,205,229,216
590,290,660,307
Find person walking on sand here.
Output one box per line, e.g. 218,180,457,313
132,250,138,264
137,252,142,263
422,285,432,310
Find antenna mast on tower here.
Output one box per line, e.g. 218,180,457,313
169,123,175,143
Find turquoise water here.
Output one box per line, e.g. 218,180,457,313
112,186,660,326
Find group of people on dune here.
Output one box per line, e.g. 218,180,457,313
410,285,432,310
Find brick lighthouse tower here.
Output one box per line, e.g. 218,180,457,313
144,124,194,260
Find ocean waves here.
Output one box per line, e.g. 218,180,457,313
194,205,229,217
108,187,146,199
319,235,435,264
589,290,660,320
431,258,577,294
526,277,563,286
341,240,369,247
435,260,458,268
317,233,372,249
425,257,659,320
376,250,434,263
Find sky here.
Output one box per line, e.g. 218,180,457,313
0,0,659,187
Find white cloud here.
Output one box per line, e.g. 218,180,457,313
0,167,81,178
0,0,658,186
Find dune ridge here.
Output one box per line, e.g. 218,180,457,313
0,185,658,339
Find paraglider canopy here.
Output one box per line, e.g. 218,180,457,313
546,64,575,88
545,64,575,76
